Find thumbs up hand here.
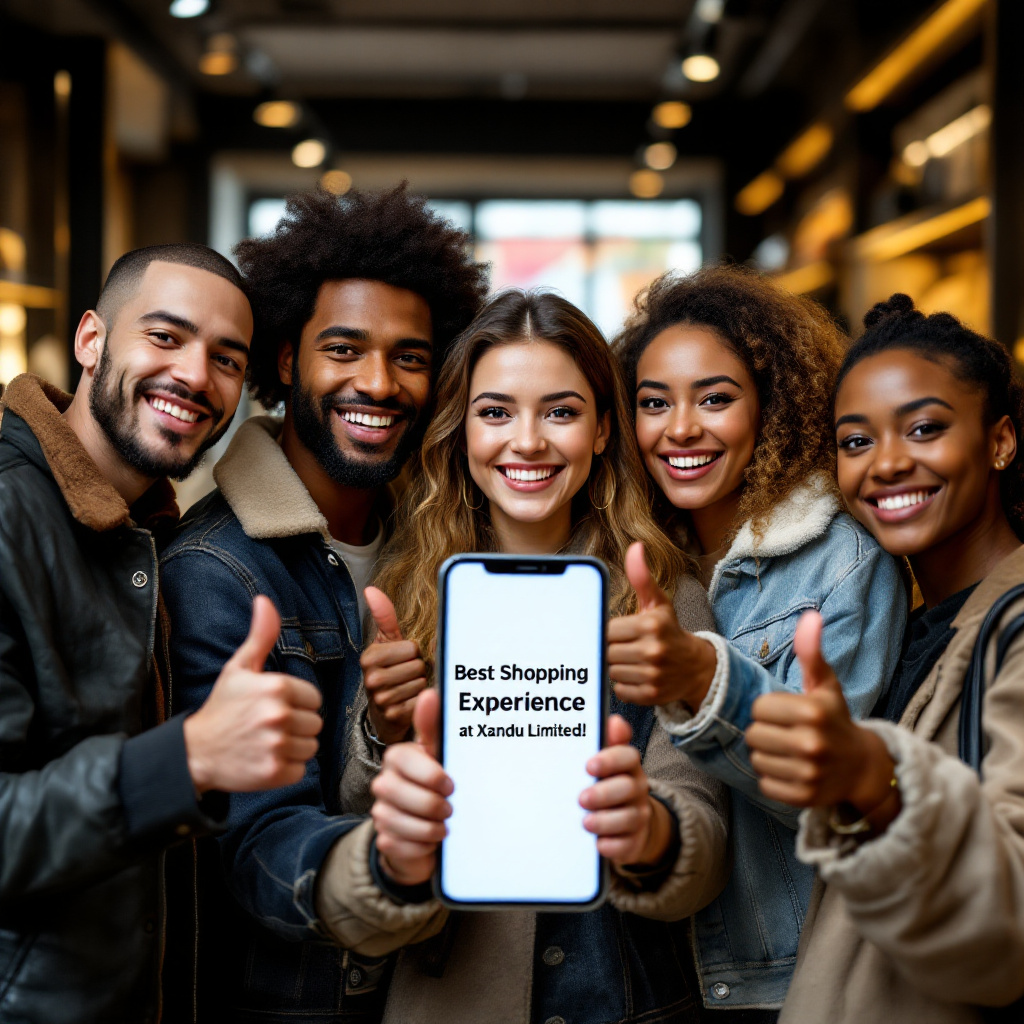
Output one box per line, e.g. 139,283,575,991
746,611,898,818
360,587,428,746
183,595,325,794
607,543,718,709
371,689,453,886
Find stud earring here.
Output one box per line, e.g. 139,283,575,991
995,459,1007,470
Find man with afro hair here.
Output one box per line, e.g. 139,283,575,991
159,185,488,1021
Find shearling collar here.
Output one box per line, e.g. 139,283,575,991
707,472,840,593
0,372,178,533
215,415,333,542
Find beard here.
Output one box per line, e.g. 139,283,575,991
89,341,230,482
289,359,427,490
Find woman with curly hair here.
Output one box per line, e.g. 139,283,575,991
748,296,1024,1023
323,289,730,1024
610,266,906,1020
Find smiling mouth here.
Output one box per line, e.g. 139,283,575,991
664,452,721,469
146,395,205,425
340,410,397,429
498,465,563,482
867,487,940,511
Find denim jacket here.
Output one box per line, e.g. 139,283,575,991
161,416,390,1022
658,474,906,1011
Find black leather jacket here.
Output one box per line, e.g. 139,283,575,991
0,375,222,1024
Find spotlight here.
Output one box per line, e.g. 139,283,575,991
169,0,209,17
682,54,720,83
254,101,301,128
652,101,691,130
629,170,664,199
199,51,236,75
292,139,327,169
321,170,352,195
644,142,677,171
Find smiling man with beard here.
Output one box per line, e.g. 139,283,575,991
160,185,487,1023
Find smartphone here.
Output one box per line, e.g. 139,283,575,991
435,553,609,910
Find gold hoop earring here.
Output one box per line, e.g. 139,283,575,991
589,469,615,511
461,474,483,511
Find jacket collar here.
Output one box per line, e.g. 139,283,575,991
902,544,1024,737
0,373,178,533
707,472,840,592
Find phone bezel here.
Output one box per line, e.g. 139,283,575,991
433,552,610,912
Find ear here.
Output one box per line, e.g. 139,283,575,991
74,311,105,375
278,340,295,388
992,414,1017,470
593,410,612,455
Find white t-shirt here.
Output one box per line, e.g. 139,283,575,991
330,522,383,628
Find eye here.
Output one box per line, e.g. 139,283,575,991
548,405,579,420
148,330,176,345
478,406,510,420
638,396,668,410
908,420,947,439
837,434,872,451
325,343,358,358
395,352,429,368
213,353,244,373
699,392,734,407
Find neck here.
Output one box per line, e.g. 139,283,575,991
279,409,379,545
910,491,1022,607
489,502,572,555
688,487,744,556
63,391,155,507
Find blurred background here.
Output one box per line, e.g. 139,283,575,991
1,0,1019,501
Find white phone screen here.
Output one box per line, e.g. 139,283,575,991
439,559,605,905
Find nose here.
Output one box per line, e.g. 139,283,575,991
170,341,211,396
664,403,702,445
352,350,401,404
509,415,547,456
871,435,915,481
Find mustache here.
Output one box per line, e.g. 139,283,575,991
134,378,221,419
321,393,418,420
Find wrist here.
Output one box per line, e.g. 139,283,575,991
182,713,212,795
679,635,717,710
847,729,897,816
634,795,673,867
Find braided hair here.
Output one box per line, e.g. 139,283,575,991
836,294,1024,538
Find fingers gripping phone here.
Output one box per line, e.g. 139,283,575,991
435,554,609,910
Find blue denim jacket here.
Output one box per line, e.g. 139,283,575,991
659,475,906,1011
161,417,388,1022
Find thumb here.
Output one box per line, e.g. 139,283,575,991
794,611,840,695
365,586,403,643
605,713,633,748
625,541,672,612
229,595,281,673
413,688,441,759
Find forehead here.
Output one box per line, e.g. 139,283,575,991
308,279,433,339
837,350,980,412
639,324,750,383
122,261,252,333
470,340,593,396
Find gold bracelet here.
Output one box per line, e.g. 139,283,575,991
827,774,898,836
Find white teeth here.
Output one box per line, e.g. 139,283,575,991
150,397,199,423
667,453,718,469
342,411,395,428
503,466,556,482
877,490,930,511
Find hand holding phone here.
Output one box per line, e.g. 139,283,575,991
360,586,429,746
608,543,717,710
371,688,453,887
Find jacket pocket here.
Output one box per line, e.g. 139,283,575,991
279,621,347,664
732,602,816,668
0,928,37,1005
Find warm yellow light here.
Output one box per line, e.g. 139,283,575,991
1015,338,1024,366
681,54,720,83
774,262,835,295
0,337,27,384
629,170,664,199
644,142,677,171
292,138,327,169
735,170,785,216
0,304,26,336
903,140,931,167
53,70,71,99
199,51,237,76
776,123,834,179
208,33,236,52
254,101,300,128
321,169,352,195
0,229,26,273
846,0,986,112
857,196,990,262
652,101,692,129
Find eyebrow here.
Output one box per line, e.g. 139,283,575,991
636,375,741,391
316,325,432,351
835,396,954,430
637,378,669,392
139,310,249,356
541,390,586,403
472,391,515,403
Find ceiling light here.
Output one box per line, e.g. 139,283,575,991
0,303,26,336
846,0,986,112
681,54,720,83
207,33,236,52
169,0,209,17
652,101,691,130
735,170,784,216
776,123,834,179
254,101,300,128
644,142,677,171
629,170,664,199
199,51,236,75
321,170,352,195
902,140,931,167
901,105,990,168
292,138,327,169
695,0,726,23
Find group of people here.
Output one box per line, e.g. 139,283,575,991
0,182,1022,1024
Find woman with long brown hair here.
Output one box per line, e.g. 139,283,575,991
320,289,729,1024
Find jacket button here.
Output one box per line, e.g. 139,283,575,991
543,1018,566,1024
132,570,149,587
348,967,363,988
711,982,731,1000
327,553,339,566
303,639,315,658
541,946,564,966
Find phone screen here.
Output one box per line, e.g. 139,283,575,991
437,556,606,907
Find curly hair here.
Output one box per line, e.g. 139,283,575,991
235,184,489,407
371,289,692,660
613,264,846,546
838,293,1024,538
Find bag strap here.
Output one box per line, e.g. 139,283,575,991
958,583,1024,774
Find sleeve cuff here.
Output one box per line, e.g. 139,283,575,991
118,714,226,848
613,794,682,892
369,837,436,905
657,631,730,739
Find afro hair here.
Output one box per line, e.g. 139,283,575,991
236,184,489,408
